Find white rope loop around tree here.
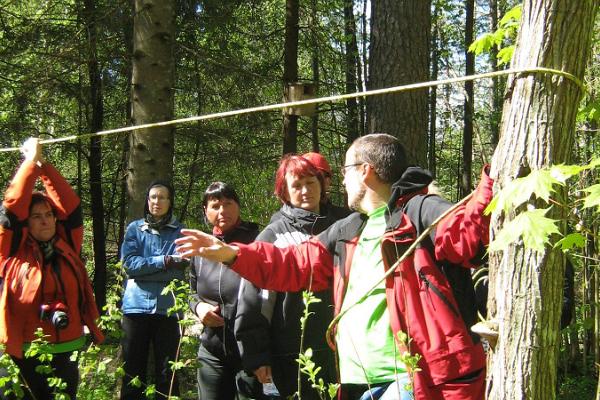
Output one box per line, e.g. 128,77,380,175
0,66,584,153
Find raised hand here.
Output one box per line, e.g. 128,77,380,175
21,137,43,164
174,229,239,264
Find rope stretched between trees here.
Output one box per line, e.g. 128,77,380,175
0,66,584,153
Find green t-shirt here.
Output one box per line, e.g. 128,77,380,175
337,205,406,384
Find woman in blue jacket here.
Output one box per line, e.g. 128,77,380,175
120,181,188,400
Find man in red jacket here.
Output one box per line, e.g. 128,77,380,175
0,138,103,399
176,133,492,400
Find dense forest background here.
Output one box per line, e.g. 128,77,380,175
0,0,598,398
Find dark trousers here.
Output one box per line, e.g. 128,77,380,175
197,344,264,400
120,314,181,400
0,352,78,400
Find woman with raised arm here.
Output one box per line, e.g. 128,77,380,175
0,138,104,399
189,181,263,400
236,154,348,399
120,180,187,400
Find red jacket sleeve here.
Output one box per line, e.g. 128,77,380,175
434,166,494,267
231,238,333,292
40,163,83,253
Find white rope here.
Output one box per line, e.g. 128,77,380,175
0,66,583,153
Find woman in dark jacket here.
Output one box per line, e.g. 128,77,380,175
236,154,350,399
120,180,187,399
189,182,262,400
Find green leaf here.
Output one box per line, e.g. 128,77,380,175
555,233,586,251
469,33,496,55
489,208,561,252
582,184,600,210
550,164,584,183
491,170,560,214
499,4,523,28
497,46,515,66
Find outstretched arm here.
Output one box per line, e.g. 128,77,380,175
175,229,240,263
175,229,333,292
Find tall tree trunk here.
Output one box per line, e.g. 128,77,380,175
344,0,359,145
127,0,176,221
310,0,320,152
489,0,501,146
367,0,430,165
361,0,368,135
282,0,299,155
118,0,134,250
487,1,598,399
82,0,107,312
461,0,475,197
428,4,440,178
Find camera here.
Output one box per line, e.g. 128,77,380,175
40,301,69,330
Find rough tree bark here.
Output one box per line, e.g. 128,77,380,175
81,0,107,311
487,1,598,399
461,0,475,197
127,0,176,221
282,0,299,155
367,0,430,165
344,0,359,145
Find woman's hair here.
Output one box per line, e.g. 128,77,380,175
273,154,325,204
202,182,240,208
29,192,54,216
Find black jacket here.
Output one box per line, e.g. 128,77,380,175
189,221,259,360
236,204,341,398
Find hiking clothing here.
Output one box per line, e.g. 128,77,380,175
120,188,185,400
0,160,103,359
120,313,181,399
337,205,406,384
120,216,185,315
236,204,340,399
227,166,492,400
190,220,262,400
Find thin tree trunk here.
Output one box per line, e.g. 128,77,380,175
487,1,598,399
118,0,134,250
428,4,439,178
282,0,299,155
344,0,359,145
82,0,107,312
361,0,368,135
367,0,430,165
489,0,501,146
461,0,475,197
127,0,176,221
310,0,320,152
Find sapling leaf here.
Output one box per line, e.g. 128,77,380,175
555,233,586,251
489,208,561,252
582,184,600,211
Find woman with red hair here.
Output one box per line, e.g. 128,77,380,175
235,154,347,399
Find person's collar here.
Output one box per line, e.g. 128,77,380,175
213,218,242,239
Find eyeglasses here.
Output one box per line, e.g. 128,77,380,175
340,163,363,177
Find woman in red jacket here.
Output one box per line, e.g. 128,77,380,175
0,138,103,399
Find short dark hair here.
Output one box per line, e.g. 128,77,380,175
29,192,54,216
203,182,240,208
351,133,408,183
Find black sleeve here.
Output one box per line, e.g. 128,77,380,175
234,225,277,373
189,256,201,314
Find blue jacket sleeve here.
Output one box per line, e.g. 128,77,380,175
120,222,167,277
